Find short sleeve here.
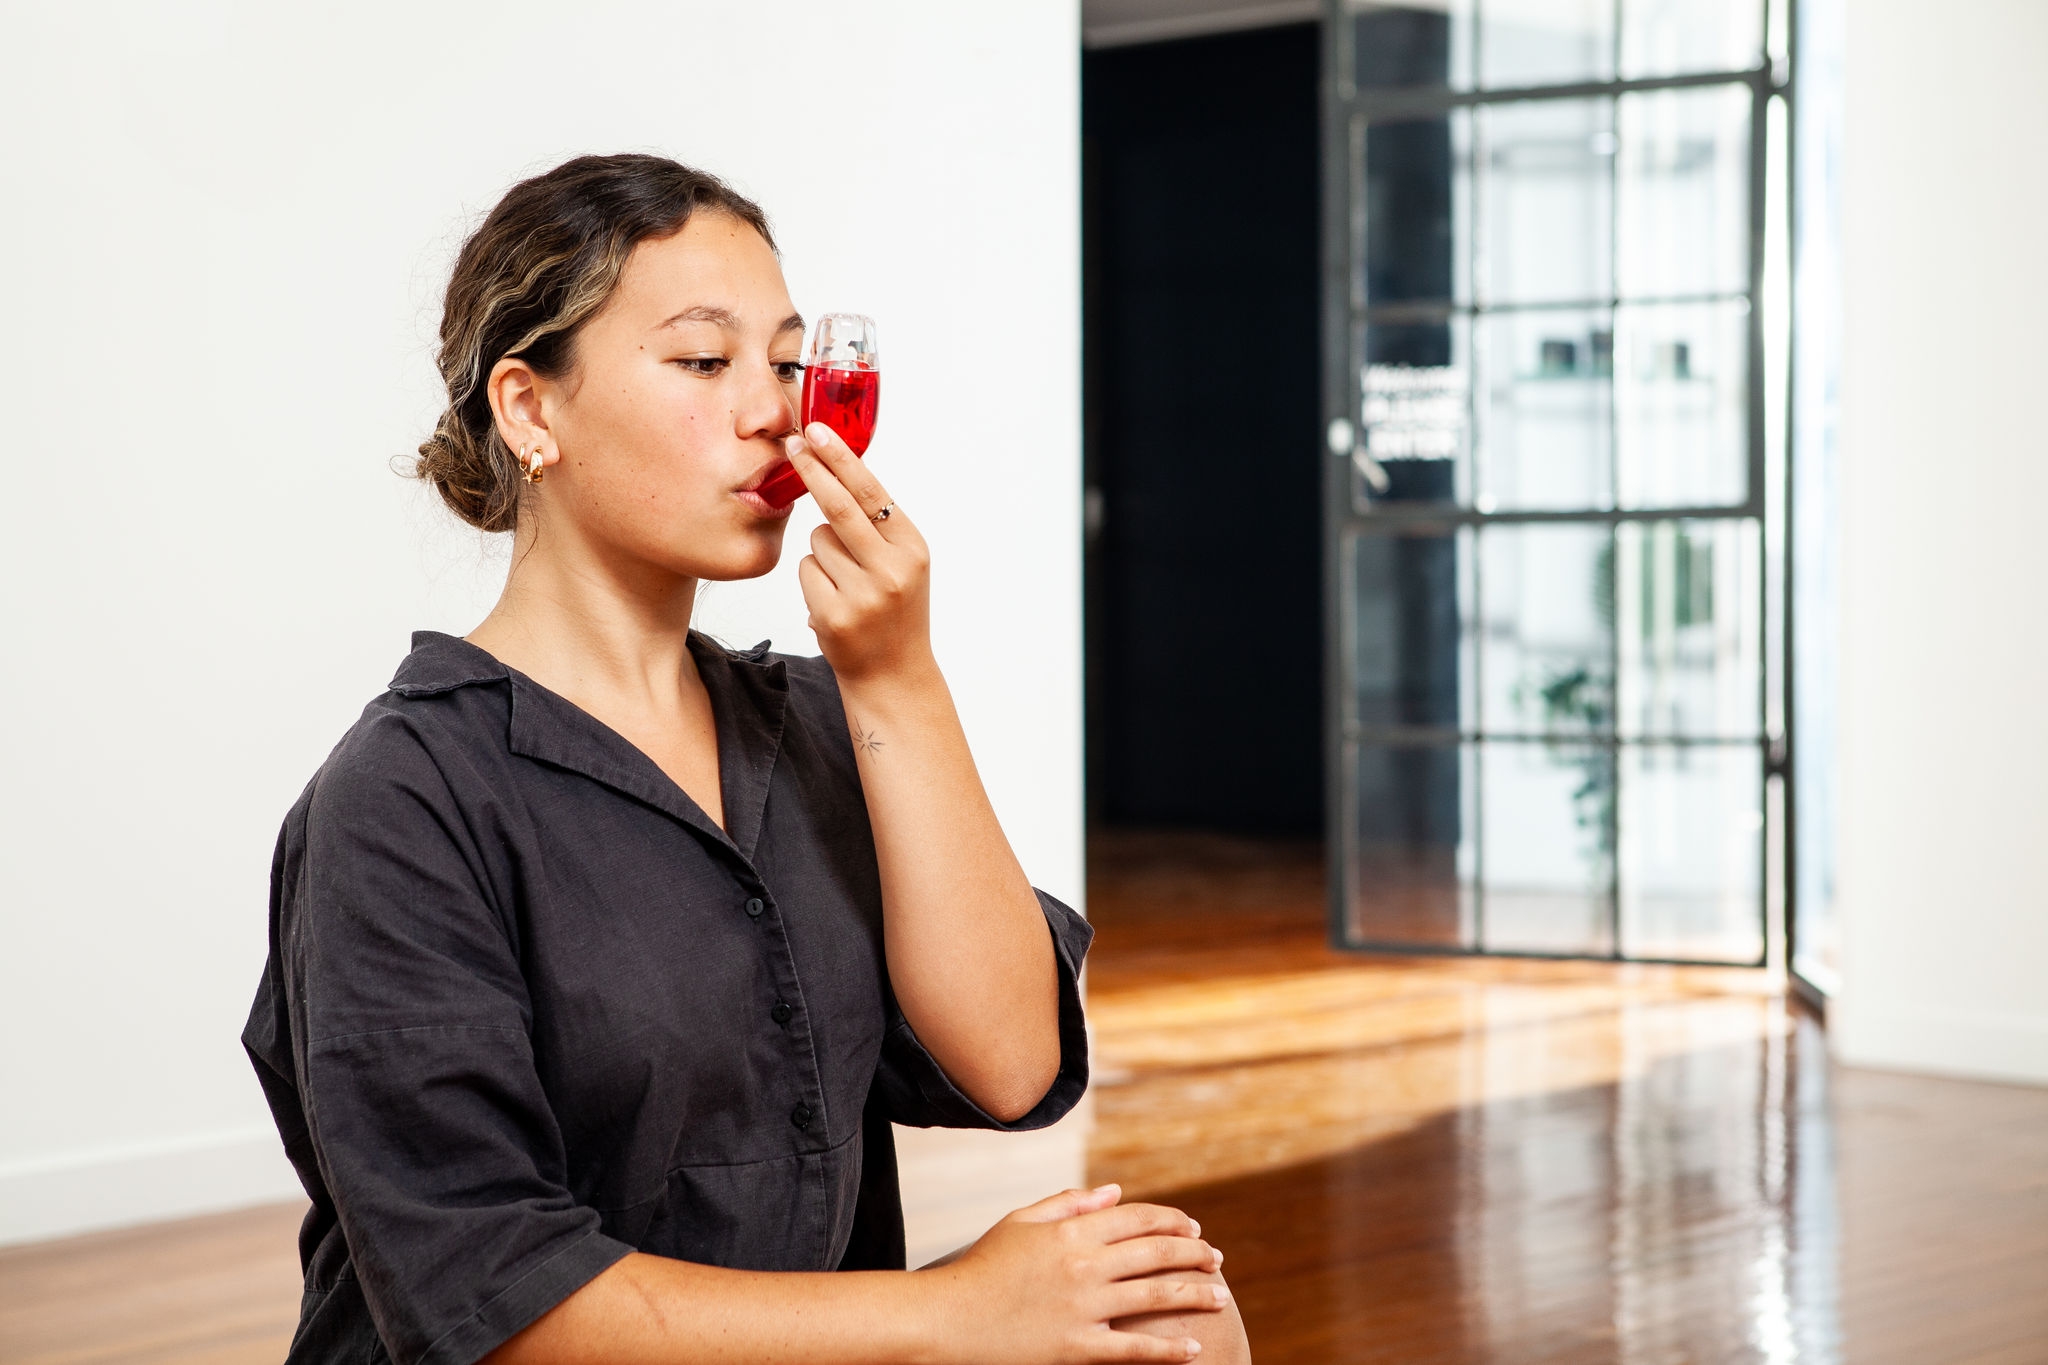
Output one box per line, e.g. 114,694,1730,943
872,888,1093,1130
285,718,629,1365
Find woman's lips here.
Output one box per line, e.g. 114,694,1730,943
738,455,788,493
752,461,808,508
736,486,794,518
737,454,801,516
736,462,796,518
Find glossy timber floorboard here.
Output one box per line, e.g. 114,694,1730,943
1082,830,2048,1365
3,830,2044,1364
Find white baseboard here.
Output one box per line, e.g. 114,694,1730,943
2,1107,1099,1256
1833,999,2048,1087
0,1127,305,1248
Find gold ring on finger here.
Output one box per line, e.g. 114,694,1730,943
870,503,894,523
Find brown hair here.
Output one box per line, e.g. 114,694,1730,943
414,154,775,532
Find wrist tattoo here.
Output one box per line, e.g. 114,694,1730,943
851,718,885,757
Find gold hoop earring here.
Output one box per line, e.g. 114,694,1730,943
521,445,545,485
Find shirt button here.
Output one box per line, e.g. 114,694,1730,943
771,1002,793,1026
744,897,764,919
790,1102,813,1129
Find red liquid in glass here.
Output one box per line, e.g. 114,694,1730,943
758,363,881,508
805,363,880,454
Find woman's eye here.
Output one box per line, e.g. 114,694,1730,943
773,362,805,383
675,357,731,376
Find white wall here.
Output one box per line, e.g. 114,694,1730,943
1833,0,2048,1085
0,1,1083,1245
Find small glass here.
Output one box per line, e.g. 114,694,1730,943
759,313,880,508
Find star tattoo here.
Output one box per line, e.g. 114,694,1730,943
852,719,885,757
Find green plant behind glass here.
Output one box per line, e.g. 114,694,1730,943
1511,537,1616,867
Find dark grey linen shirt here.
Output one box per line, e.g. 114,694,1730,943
242,631,1092,1365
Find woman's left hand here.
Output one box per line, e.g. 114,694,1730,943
787,422,935,685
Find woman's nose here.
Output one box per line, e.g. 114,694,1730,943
739,363,799,440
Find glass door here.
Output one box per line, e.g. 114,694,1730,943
1322,0,1792,964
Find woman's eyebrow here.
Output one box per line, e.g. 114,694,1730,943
657,305,739,330
655,307,806,338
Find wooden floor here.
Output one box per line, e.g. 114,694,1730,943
4,831,2045,1363
1083,832,2048,1365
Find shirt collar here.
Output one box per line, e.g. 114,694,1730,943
389,630,789,865
389,631,511,696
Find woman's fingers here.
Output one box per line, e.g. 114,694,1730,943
1010,1184,1122,1225
796,553,840,616
1095,1332,1206,1362
784,426,933,674
938,1192,1234,1365
782,433,873,544
1095,1236,1221,1283
808,522,860,585
783,429,901,557
1077,1201,1202,1246
798,420,897,524
1101,1275,1233,1322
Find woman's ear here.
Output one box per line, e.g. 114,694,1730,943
487,356,555,474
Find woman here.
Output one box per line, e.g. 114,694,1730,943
242,154,1248,1364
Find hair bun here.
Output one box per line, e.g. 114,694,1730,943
415,412,518,533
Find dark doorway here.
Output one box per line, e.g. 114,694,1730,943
1083,23,1324,836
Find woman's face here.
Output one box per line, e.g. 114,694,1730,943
516,213,806,582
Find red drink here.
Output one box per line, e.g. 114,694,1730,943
757,362,882,508
804,362,880,454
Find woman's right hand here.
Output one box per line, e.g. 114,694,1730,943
922,1185,1230,1362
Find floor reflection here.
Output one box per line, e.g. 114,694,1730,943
1455,1014,1842,1363
1083,831,2044,1365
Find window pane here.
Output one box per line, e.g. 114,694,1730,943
1347,741,1477,949
1618,744,1763,962
1614,299,1749,509
1480,0,1614,92
1352,528,1474,729
1763,93,1789,737
1350,0,1761,93
1616,84,1751,301
1359,110,1471,305
1349,2,1474,92
1357,318,1473,506
1478,523,1615,736
1615,520,1762,739
1621,0,1764,80
1478,97,1614,306
1477,306,1614,511
1479,739,1615,954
